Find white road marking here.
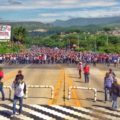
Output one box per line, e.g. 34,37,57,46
92,106,120,120
52,105,94,120
31,104,77,120
9,104,55,120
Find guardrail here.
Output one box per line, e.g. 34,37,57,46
3,86,12,100
26,85,54,99
68,86,97,102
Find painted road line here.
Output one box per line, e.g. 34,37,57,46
31,104,76,120
3,65,30,81
91,106,120,119
42,105,78,120
65,70,81,107
0,104,34,120
6,104,55,120
0,105,21,120
4,70,18,81
48,69,64,105
52,105,90,120
72,106,113,120
1,104,44,120
23,104,62,120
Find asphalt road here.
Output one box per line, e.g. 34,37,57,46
1,63,120,108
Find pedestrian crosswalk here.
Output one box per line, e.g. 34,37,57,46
0,104,120,120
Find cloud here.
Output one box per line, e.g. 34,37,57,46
0,0,118,10
37,6,120,22
8,0,22,5
0,0,120,22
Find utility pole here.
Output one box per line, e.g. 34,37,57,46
78,34,80,48
106,33,109,46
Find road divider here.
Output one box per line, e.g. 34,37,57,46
68,86,97,102
26,85,54,99
3,86,12,100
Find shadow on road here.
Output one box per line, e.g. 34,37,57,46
28,96,52,99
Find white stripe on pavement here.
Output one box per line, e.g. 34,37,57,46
92,106,120,120
31,105,77,120
74,106,118,120
9,104,55,120
0,115,9,120
0,105,34,120
52,105,94,120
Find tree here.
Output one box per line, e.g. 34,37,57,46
13,26,26,44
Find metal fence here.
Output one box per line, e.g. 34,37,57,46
68,86,97,102
26,85,54,99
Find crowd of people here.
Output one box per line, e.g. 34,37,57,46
0,47,120,117
0,47,119,66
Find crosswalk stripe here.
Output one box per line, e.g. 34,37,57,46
73,106,116,120
0,114,9,120
8,104,55,120
7,105,34,120
23,104,63,120
0,104,40,120
31,104,77,120
0,104,120,120
67,106,104,120
0,116,9,120
91,106,120,120
43,105,88,120
64,106,99,120
0,106,20,120
52,105,92,120
88,108,119,120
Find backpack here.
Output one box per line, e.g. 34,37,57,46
0,81,3,91
117,84,120,97
23,83,26,94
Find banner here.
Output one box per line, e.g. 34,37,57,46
0,25,11,40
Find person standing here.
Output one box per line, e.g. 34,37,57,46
78,61,83,79
83,64,90,83
15,70,24,82
0,67,5,101
108,68,116,79
12,78,25,116
111,80,119,110
104,72,113,102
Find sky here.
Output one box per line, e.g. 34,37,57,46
0,0,120,23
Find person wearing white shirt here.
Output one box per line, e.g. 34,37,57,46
12,79,25,116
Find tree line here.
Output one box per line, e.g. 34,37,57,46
0,26,120,53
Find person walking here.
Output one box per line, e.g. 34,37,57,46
83,64,90,83
104,72,113,102
78,61,83,79
0,67,5,101
15,70,24,82
111,80,119,110
15,70,26,97
11,78,26,116
108,68,116,79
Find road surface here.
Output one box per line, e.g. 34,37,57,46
0,64,120,120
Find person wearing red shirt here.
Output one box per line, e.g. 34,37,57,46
83,64,90,83
0,67,5,100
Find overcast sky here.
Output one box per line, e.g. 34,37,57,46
0,0,120,23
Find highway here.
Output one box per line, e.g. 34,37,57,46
0,64,120,119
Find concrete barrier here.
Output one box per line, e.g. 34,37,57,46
3,86,12,100
68,86,97,102
26,85,54,99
